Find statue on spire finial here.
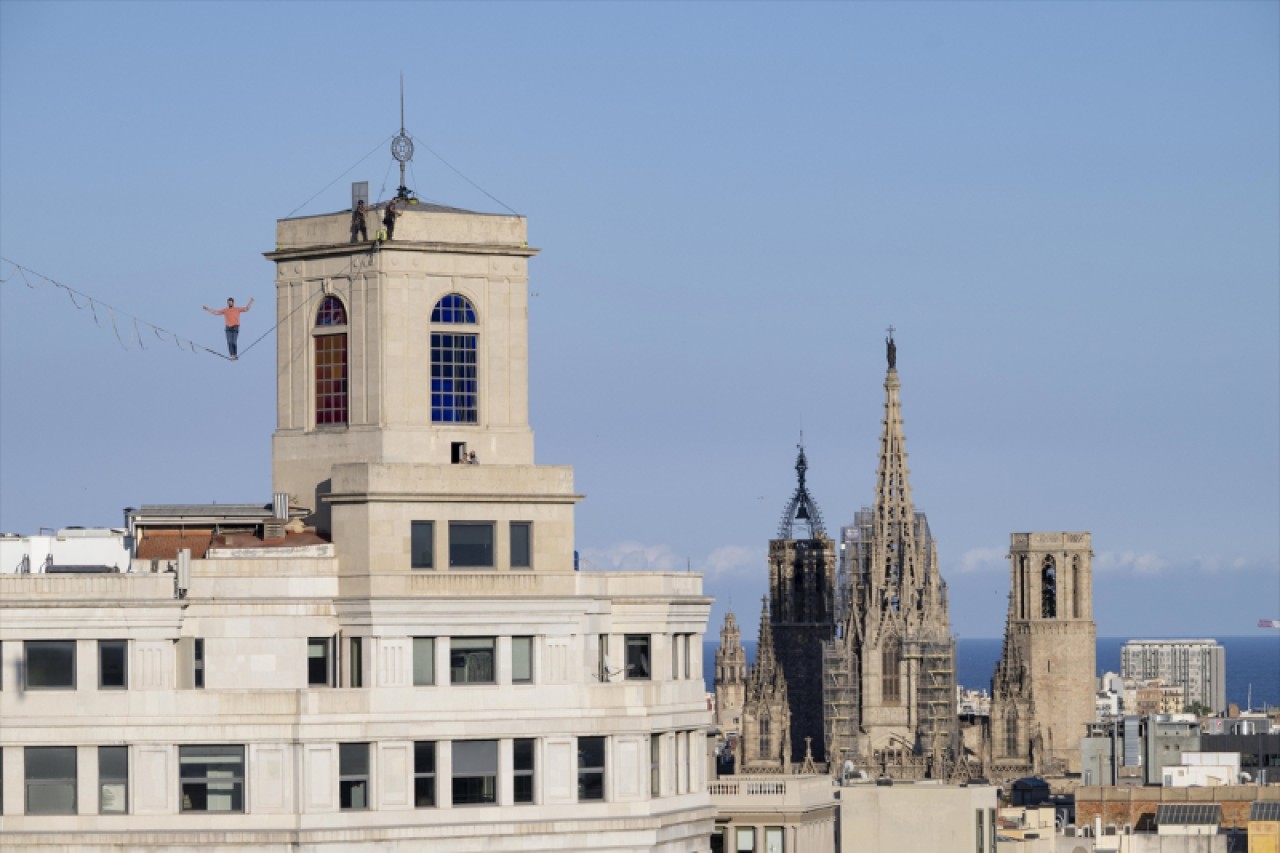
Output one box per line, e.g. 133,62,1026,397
885,325,897,369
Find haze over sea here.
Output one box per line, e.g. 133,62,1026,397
705,635,1280,712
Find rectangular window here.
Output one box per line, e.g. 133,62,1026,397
315,333,349,426
513,738,535,804
989,807,997,853
512,636,533,684
25,746,76,814
449,522,494,568
348,637,363,688
339,743,370,810
975,809,984,853
736,826,756,852
180,745,244,813
25,640,75,689
430,332,478,423
452,740,497,805
684,634,692,680
193,638,205,688
578,736,605,801
765,827,784,853
414,741,436,808
99,745,127,814
99,640,127,689
411,521,434,569
650,734,660,797
308,637,331,686
510,522,531,568
625,635,651,680
598,634,610,682
451,637,495,684
672,634,680,680
413,637,435,686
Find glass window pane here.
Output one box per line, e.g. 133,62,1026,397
27,746,76,779
450,637,495,684
625,635,651,680
99,640,127,689
736,827,756,852
452,740,497,805
26,641,75,689
449,522,494,567
514,738,535,804
766,827,784,853
340,743,369,776
27,783,76,815
308,637,329,685
510,522,531,568
99,746,128,778
512,637,532,683
413,637,435,686
99,746,127,814
411,521,434,569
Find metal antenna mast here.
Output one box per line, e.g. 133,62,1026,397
390,74,415,200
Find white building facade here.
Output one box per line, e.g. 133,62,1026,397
1120,639,1226,714
0,199,714,851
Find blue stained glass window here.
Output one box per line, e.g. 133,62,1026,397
431,294,477,325
430,331,478,423
316,295,347,326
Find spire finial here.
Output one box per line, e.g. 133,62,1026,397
390,74,415,201
885,325,897,370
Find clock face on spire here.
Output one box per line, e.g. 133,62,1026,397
391,133,414,163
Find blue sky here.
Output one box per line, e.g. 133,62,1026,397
2,1,1277,641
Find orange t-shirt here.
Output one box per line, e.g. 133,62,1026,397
214,306,248,327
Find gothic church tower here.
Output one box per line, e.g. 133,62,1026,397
739,598,792,773
714,611,747,732
989,532,1095,777
824,334,958,779
767,444,836,762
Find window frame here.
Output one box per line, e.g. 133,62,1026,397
650,734,661,797
511,636,533,684
448,521,495,568
314,295,349,427
339,742,370,811
410,520,435,569
25,640,76,690
25,746,77,815
348,636,363,688
308,636,332,687
193,638,205,689
179,744,245,814
414,741,436,808
430,294,479,424
513,738,535,805
99,745,128,814
413,636,435,686
625,634,651,680
97,639,128,690
510,521,532,569
577,736,606,802
450,637,496,685
452,740,498,806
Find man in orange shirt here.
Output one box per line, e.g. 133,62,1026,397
203,296,254,360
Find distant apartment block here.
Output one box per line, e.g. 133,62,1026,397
1120,639,1226,714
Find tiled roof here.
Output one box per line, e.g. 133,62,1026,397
135,504,271,518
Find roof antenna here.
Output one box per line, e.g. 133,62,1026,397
390,73,416,202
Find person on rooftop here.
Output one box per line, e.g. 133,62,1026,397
203,296,254,360
382,198,401,241
350,199,369,242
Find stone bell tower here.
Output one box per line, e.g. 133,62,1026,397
989,532,1095,777
264,188,580,579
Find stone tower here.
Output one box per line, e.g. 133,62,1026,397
714,611,747,732
739,597,792,773
989,532,1096,777
768,444,837,762
824,333,958,779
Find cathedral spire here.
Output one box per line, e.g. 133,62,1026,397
748,595,786,700
778,439,826,539
872,329,922,620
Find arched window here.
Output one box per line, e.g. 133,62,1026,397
759,717,771,757
315,295,348,426
1041,555,1057,619
1071,555,1081,619
430,294,478,423
881,639,901,705
1004,713,1018,756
